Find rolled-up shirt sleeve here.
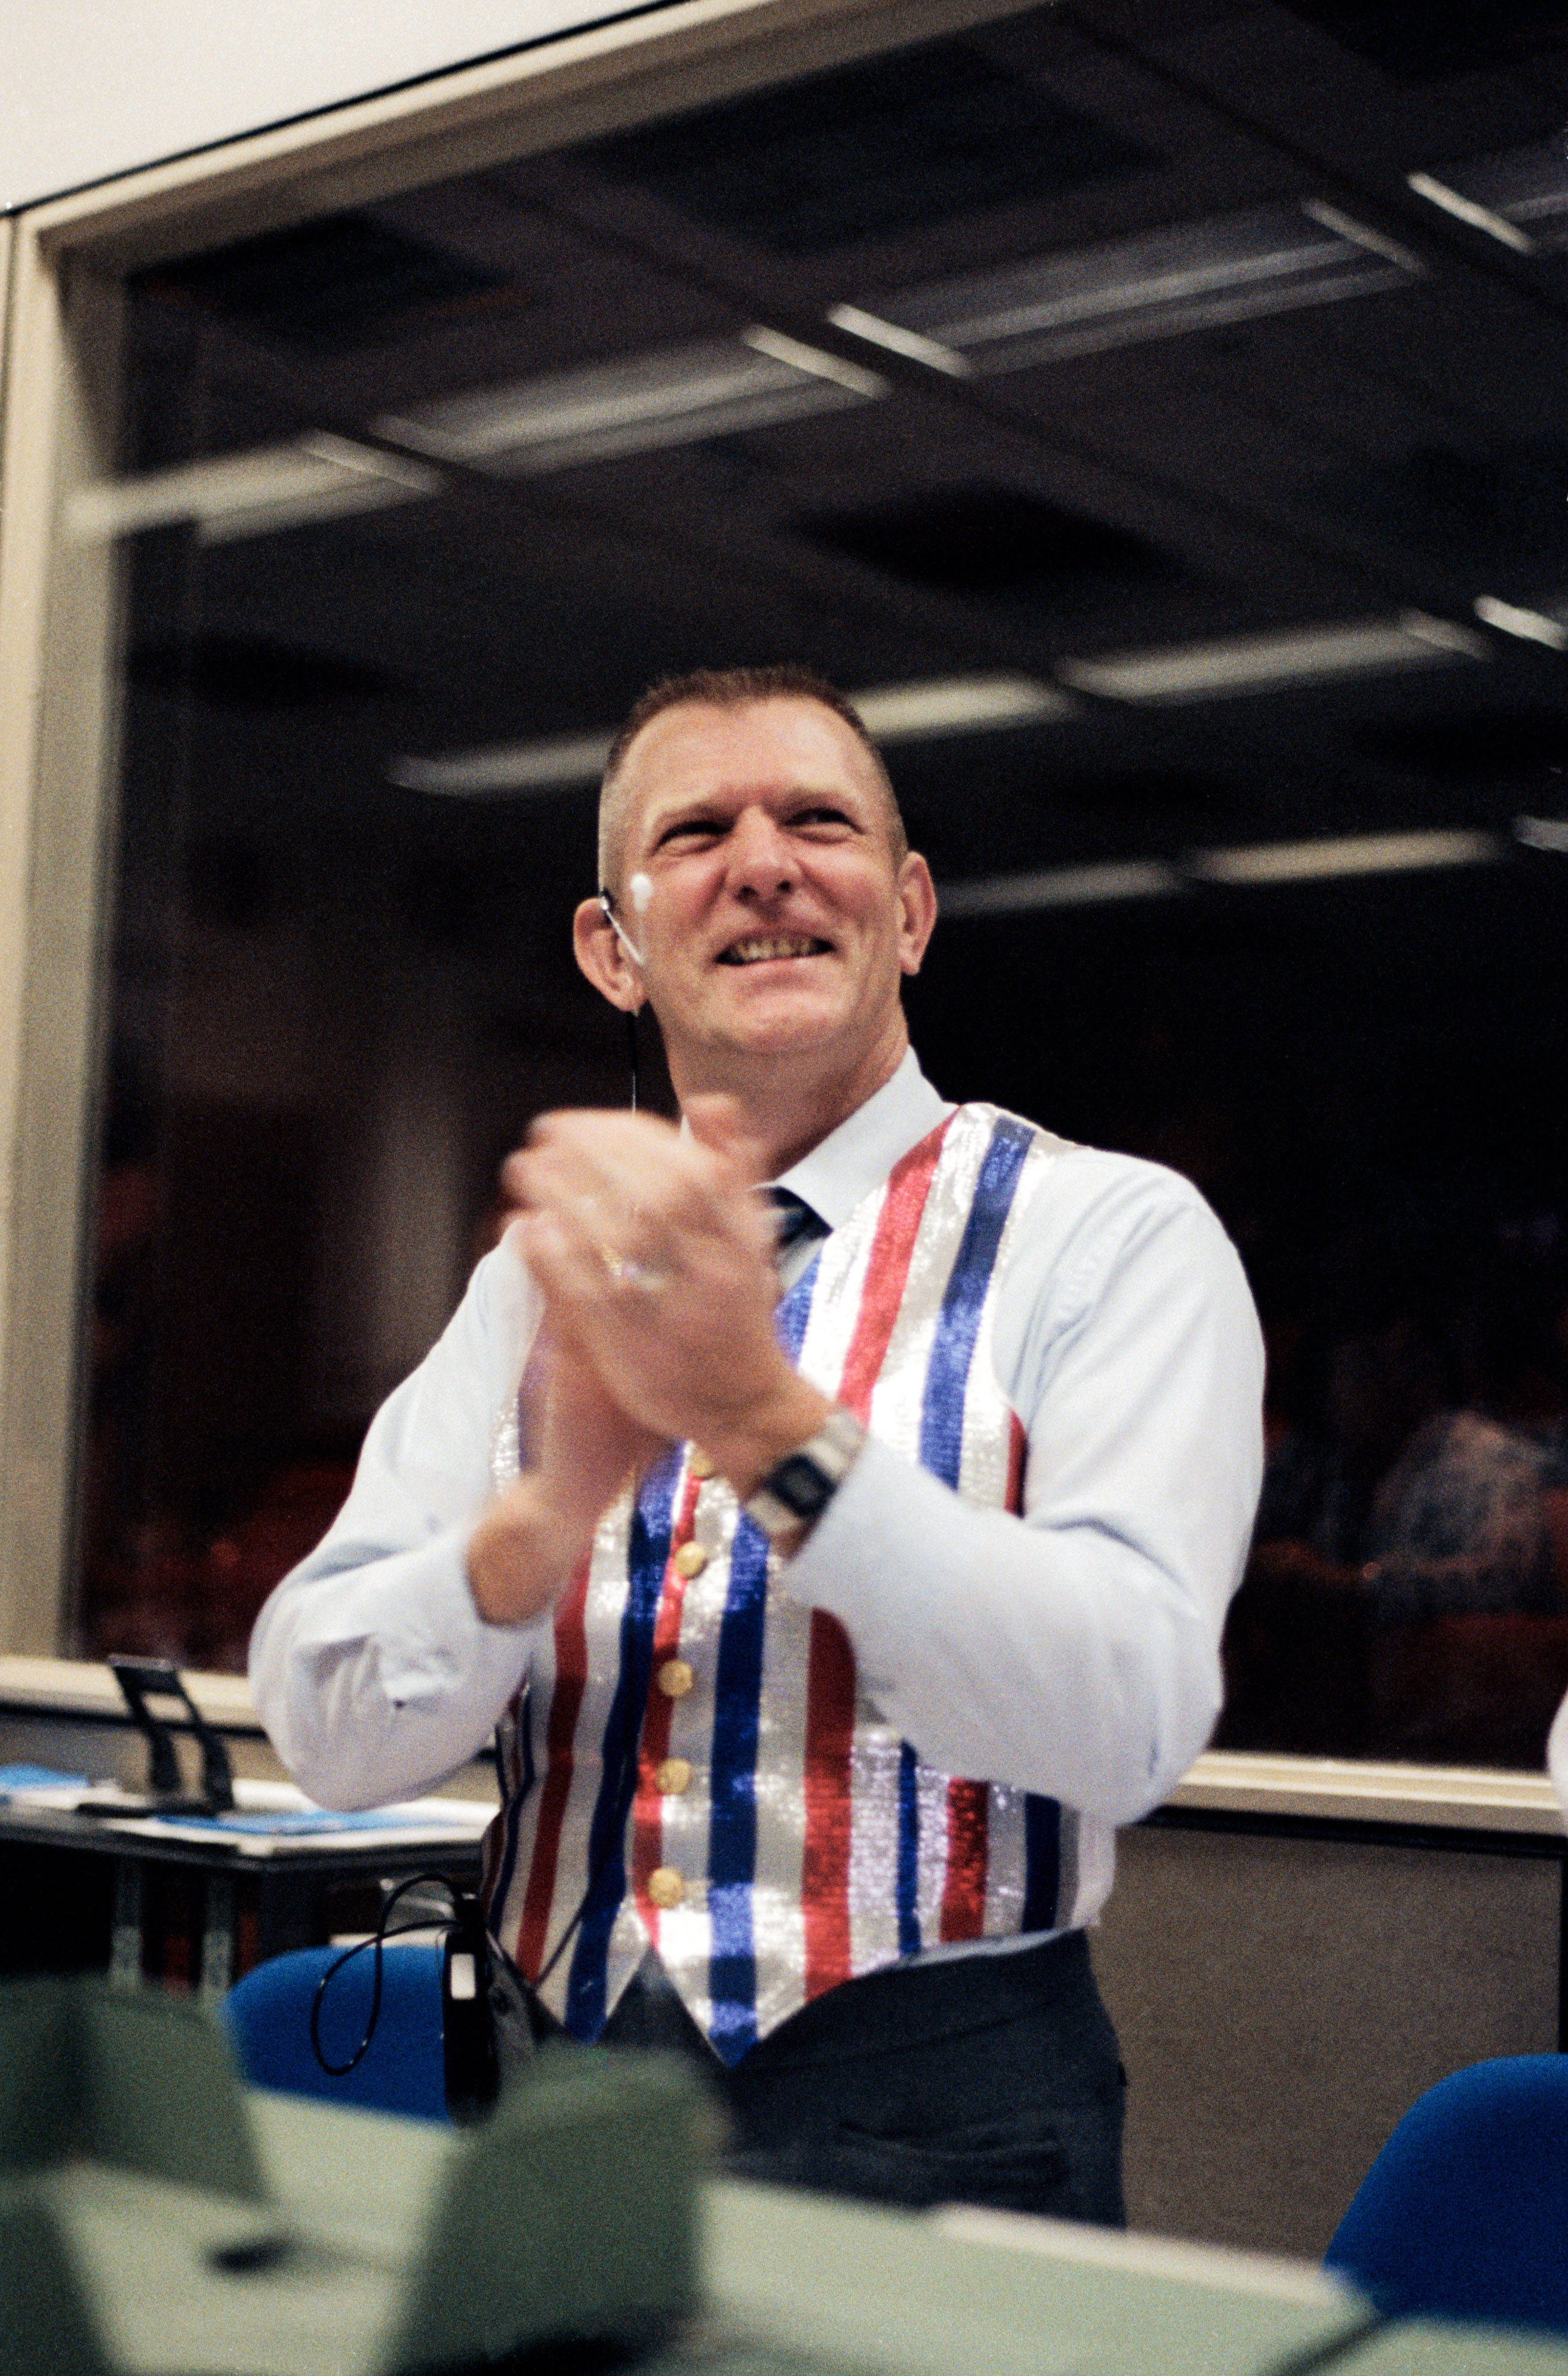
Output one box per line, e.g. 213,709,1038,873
780,1154,1263,1824
248,1240,548,1810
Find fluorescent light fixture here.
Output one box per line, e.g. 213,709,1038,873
1407,171,1535,253
390,675,1072,795
1059,612,1487,702
1421,139,1568,247
850,202,1419,376
939,862,1183,915
1474,595,1568,649
825,305,973,377
1299,199,1422,272
853,675,1072,739
1514,815,1568,852
1189,829,1499,885
938,829,1504,917
67,433,438,543
377,334,880,476
390,732,613,795
739,326,886,398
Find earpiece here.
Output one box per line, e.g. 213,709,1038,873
598,889,646,967
599,876,652,1111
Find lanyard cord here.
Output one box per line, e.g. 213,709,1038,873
309,1870,479,2077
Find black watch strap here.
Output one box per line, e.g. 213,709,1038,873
743,1406,866,1541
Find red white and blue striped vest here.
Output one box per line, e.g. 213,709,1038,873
481,1102,1103,2063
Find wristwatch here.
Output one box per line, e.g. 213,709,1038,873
743,1405,867,1542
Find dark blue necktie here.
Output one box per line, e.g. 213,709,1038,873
768,1187,827,1281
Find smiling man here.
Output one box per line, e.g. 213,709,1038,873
251,665,1263,2224
585,681,926,1154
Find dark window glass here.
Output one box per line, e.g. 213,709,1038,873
76,7,1568,1776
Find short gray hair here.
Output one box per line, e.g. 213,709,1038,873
597,665,907,892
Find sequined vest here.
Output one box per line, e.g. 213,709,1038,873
481,1102,1097,2064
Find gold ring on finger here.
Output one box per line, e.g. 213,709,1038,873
598,1246,668,1295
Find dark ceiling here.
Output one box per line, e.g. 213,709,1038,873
108,0,1568,1249
118,0,1568,881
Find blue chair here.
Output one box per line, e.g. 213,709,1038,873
223,1941,451,2123
1325,2055,1568,2333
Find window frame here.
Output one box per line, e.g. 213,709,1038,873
0,0,1019,1658
1,0,1560,1826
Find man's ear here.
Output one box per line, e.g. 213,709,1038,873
573,896,642,1011
895,853,939,976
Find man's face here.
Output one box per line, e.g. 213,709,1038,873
609,697,934,1078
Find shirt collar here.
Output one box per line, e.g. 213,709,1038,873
768,1047,953,1231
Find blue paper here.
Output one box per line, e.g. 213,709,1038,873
142,1806,469,1837
0,1762,90,1791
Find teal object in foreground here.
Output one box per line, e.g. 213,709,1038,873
385,2051,699,2375
0,2184,118,2376
1326,2055,1568,2334
0,1974,702,2375
0,1973,269,2200
10,1972,1566,2376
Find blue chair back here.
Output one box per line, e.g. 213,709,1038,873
223,1941,451,2123
1326,2054,1568,2332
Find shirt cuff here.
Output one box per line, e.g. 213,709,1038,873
257,1524,540,1806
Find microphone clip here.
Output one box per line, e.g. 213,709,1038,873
598,891,645,968
599,871,652,967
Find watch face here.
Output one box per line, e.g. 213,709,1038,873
771,1451,836,1519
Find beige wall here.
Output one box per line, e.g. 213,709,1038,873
0,0,651,209
1094,1819,1561,2261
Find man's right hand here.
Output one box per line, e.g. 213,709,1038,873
466,1316,659,1627
505,1102,831,1501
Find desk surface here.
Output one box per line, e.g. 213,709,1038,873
33,2087,1568,2376
1342,2324,1568,2375
0,1777,491,1868
254,2092,1372,2376
6,1656,1564,1836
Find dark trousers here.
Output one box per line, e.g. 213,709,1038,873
585,1931,1126,2227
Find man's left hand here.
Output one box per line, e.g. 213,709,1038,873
503,1097,831,1499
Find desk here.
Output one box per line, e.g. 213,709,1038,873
45,2088,1375,2376
24,2076,1568,2376
0,1788,488,2003
1340,2328,1568,2376
250,2089,1369,2376
0,1658,496,2005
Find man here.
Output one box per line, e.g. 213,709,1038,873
251,665,1263,2223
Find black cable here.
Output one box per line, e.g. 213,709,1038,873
310,1870,467,2077
536,1879,594,1991
596,888,642,1112
311,1513,656,2077
487,929,659,2005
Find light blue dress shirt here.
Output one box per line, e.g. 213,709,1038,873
250,1049,1264,1938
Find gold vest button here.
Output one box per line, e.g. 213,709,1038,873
654,1757,691,1796
647,1865,685,1909
656,1657,694,1699
672,1541,708,1579
688,1447,716,1480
